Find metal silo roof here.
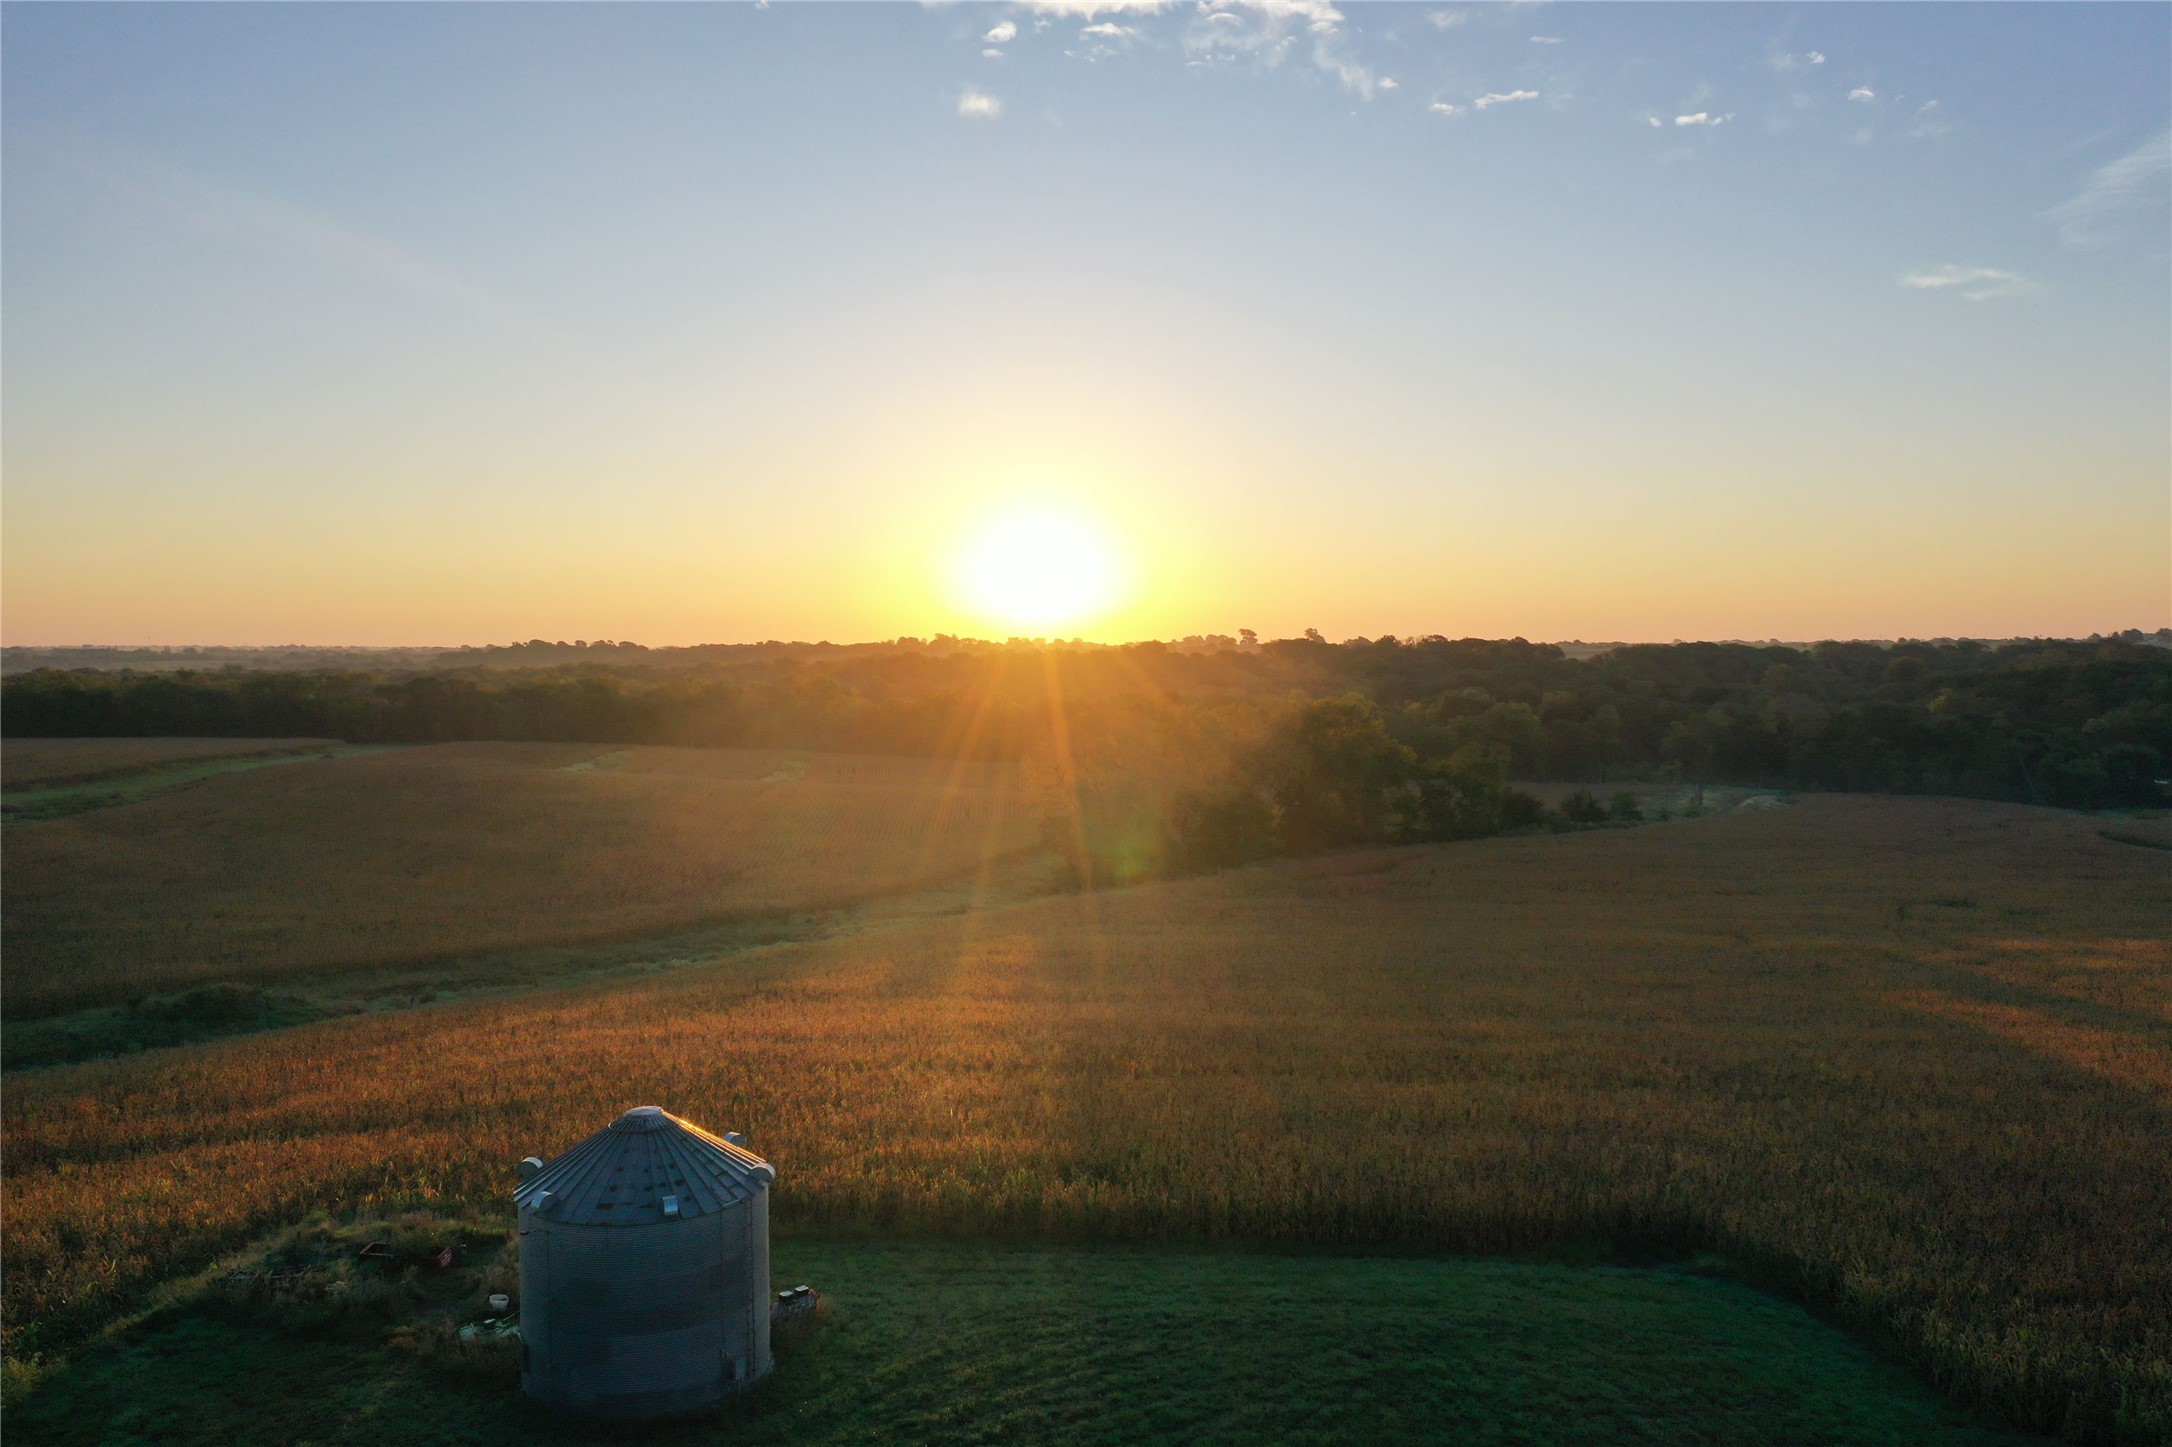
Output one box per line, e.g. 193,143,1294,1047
515,1106,775,1226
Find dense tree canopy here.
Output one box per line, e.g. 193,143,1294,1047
5,637,2165,818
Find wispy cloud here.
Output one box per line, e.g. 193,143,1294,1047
42,138,519,326
1015,0,1171,14
1195,0,1343,25
2045,129,2172,249
984,20,1017,43
958,89,1002,118
1185,0,1387,100
1473,89,1539,110
1847,87,1875,103
1429,101,1463,117
1675,112,1730,127
1080,21,1140,38
1529,35,1561,44
1431,4,1546,33
1909,100,1950,140
1767,47,1826,71
1900,265,2031,301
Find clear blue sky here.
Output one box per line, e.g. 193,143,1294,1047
4,2,2166,644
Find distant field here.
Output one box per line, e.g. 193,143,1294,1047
1,737,337,789
1516,779,1785,813
2,743,1039,1017
11,1240,2032,1446
5,796,2164,1440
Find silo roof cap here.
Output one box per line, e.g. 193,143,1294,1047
515,1106,775,1226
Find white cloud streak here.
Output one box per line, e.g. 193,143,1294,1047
2045,129,2172,249
1674,112,1730,127
1848,87,1875,102
1529,35,1561,44
1430,101,1463,117
1900,265,2031,301
47,140,518,325
1014,0,1171,14
1910,99,1951,140
984,20,1017,42
1473,89,1539,109
958,89,1002,118
1186,0,1387,100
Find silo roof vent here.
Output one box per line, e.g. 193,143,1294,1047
514,1105,775,1227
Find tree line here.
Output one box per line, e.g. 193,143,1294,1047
6,638,2165,848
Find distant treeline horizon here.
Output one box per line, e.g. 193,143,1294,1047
6,624,2170,667
6,636,2165,820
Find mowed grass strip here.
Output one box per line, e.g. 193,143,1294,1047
1,746,396,827
1,737,340,789
2,742,1038,1017
11,1242,2038,1447
4,797,2165,1439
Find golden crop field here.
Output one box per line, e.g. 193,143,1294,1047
5,796,2165,1440
2,743,1038,1017
1,737,338,790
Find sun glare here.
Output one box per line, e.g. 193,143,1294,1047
954,503,1124,633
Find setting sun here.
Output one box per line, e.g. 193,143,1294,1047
953,503,1126,633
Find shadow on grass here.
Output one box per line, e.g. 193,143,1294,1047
9,1235,2043,1447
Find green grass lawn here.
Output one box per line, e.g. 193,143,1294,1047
10,1239,2036,1447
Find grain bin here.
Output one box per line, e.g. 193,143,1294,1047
514,1105,776,1418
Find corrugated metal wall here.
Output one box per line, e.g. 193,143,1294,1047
747,1189,772,1381
519,1195,771,1418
